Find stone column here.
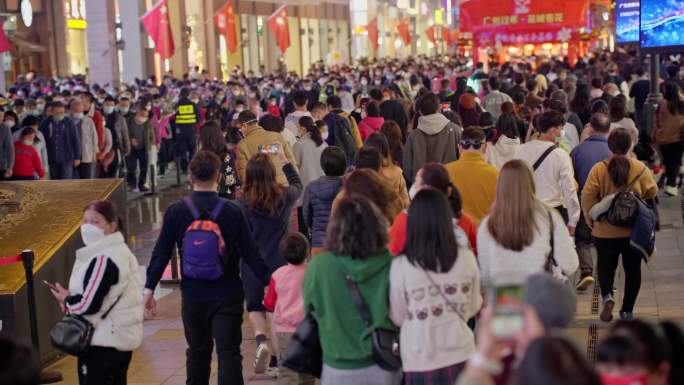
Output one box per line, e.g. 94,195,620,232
119,0,145,83
85,0,120,86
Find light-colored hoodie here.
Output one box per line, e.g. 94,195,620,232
485,135,521,169
403,113,461,185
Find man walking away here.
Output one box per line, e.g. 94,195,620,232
39,101,81,180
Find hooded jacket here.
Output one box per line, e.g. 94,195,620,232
403,113,460,185
303,250,396,369
358,116,385,140
302,175,343,247
485,135,521,169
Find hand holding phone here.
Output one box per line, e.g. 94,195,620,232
490,284,525,339
42,280,57,290
258,143,281,155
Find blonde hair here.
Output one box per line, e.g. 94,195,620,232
487,159,541,251
534,74,548,93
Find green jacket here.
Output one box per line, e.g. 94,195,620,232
302,250,396,369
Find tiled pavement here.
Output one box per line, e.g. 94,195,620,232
44,189,684,384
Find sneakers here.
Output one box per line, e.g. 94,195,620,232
266,366,279,379
601,295,615,323
619,311,634,321
132,187,140,193
664,185,679,197
254,343,271,374
576,275,595,291
139,185,150,192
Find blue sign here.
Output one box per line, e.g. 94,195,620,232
616,0,639,43
640,0,684,52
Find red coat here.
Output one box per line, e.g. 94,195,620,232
388,210,478,256
12,141,44,178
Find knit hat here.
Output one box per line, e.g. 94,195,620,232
524,273,576,330
459,93,476,110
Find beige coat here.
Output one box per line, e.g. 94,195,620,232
236,127,297,186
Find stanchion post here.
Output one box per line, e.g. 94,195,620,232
160,247,181,284
21,249,39,352
172,156,182,187
147,164,157,196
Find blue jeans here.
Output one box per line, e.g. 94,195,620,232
49,163,74,180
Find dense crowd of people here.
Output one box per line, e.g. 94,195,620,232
2,48,684,385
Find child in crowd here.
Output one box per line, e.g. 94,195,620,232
263,232,314,385
12,127,44,180
302,146,347,255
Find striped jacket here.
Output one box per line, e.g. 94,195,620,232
65,232,143,351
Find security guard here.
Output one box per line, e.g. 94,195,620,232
174,87,200,173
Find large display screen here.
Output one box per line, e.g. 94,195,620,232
640,0,684,52
616,0,640,43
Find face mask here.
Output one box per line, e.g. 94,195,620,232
556,128,566,143
235,106,244,113
81,223,106,245
137,116,148,124
5,120,15,128
232,90,240,96
374,79,382,86
191,99,200,104
321,130,329,141
274,83,283,90
361,79,368,86
600,373,648,385
216,95,224,102
303,84,312,91
36,103,45,113
145,105,152,112
118,106,129,114
71,112,84,121
53,114,64,122
23,139,33,146
409,182,422,200
103,106,115,114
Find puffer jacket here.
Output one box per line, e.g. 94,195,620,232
302,175,343,247
66,232,143,351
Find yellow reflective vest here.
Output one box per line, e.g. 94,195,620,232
175,102,197,125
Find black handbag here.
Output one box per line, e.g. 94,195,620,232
607,165,646,227
49,295,122,356
281,310,323,378
342,272,402,371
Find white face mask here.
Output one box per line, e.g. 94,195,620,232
321,130,329,141
408,183,422,200
81,223,106,245
5,120,15,128
103,106,115,114
71,112,84,121
22,139,33,146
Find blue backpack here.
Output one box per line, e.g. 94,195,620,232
181,197,227,280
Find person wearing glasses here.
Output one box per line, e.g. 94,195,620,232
444,127,499,226
235,110,297,187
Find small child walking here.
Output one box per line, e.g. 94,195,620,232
263,232,315,385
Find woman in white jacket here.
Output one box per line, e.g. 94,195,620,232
486,112,520,169
390,189,482,385
477,160,579,286
49,200,143,385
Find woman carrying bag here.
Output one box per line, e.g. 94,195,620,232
48,201,143,385
302,196,400,385
390,189,482,385
582,127,657,322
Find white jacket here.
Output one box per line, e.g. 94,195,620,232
485,135,520,169
67,232,143,351
477,208,579,285
76,116,99,163
389,247,482,372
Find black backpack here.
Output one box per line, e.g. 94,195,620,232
332,114,357,161
606,163,647,227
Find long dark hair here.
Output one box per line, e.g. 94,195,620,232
325,196,388,259
299,116,323,146
199,121,228,159
495,112,519,142
364,132,391,167
243,153,284,216
380,121,403,165
607,127,632,187
421,163,463,218
405,189,459,273
84,200,125,235
663,82,684,115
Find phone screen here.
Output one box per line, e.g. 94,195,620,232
491,284,525,339
258,143,281,155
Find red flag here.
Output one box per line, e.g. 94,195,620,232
425,25,436,44
268,5,290,53
397,18,411,45
367,18,379,50
0,26,10,53
214,1,238,54
141,0,175,59
442,27,453,47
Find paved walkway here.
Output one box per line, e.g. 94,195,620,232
44,187,684,384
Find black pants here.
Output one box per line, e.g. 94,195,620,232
660,141,684,187
158,138,175,175
11,175,37,180
182,297,244,385
176,126,196,173
126,148,148,188
77,162,95,179
575,212,594,278
594,237,642,313
77,346,132,385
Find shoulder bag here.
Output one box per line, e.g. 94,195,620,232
532,144,558,171
606,163,647,227
342,272,402,371
544,209,569,285
281,308,323,378
49,294,122,356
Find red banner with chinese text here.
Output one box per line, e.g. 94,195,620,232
460,0,588,45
